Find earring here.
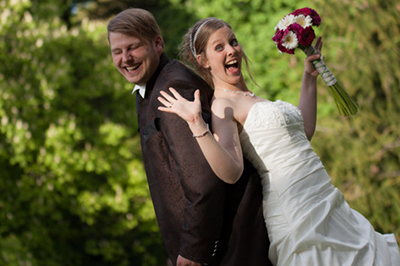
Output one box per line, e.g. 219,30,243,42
206,65,209,68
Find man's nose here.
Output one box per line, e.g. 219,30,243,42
122,51,132,62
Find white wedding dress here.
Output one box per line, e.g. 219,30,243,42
239,100,400,266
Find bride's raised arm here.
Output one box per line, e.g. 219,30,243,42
298,36,323,141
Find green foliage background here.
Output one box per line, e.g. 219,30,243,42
0,0,399,265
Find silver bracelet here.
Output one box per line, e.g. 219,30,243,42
193,124,210,138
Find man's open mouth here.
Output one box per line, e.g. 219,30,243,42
125,63,141,72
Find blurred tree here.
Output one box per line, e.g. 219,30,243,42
0,0,168,265
1,0,399,265
71,0,162,21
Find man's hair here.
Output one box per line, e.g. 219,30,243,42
107,8,162,44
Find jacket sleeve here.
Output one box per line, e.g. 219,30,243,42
158,78,225,264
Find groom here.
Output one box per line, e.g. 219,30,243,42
107,8,272,266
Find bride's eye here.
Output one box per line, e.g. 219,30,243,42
215,44,223,51
231,39,239,47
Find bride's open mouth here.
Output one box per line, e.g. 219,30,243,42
225,59,238,72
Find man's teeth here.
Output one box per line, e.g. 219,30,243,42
126,65,139,71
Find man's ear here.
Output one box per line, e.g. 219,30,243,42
155,35,164,55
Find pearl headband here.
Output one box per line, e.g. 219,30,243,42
190,20,211,58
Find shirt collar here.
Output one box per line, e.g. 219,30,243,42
132,84,146,98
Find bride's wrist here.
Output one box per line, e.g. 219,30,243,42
304,70,318,80
192,124,210,139
188,118,209,137
187,112,203,125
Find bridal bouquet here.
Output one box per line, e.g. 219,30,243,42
272,7,359,116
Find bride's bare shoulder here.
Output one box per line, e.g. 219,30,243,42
211,97,235,112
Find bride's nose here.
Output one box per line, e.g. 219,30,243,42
227,45,237,56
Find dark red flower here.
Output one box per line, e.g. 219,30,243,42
298,26,315,46
276,41,295,54
291,7,312,17
309,8,321,26
287,23,302,35
272,29,285,43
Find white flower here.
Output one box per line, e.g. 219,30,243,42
282,31,299,50
275,14,295,31
294,14,312,28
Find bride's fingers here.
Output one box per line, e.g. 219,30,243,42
193,89,200,103
160,90,177,104
157,96,173,108
315,38,323,52
314,36,322,47
157,105,175,112
169,87,184,100
306,53,320,63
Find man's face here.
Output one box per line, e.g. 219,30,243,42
109,32,163,86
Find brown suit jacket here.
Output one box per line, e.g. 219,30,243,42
136,53,272,265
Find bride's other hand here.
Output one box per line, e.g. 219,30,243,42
158,87,202,124
305,36,323,77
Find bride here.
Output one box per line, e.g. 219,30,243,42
157,17,400,265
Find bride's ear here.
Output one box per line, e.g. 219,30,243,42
196,54,209,69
